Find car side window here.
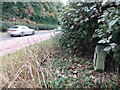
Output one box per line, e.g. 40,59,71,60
21,26,29,29
12,26,18,28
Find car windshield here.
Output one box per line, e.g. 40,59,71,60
11,26,18,28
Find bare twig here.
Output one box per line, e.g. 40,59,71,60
7,64,25,88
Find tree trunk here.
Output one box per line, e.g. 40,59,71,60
93,45,107,72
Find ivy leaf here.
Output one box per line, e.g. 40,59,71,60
98,38,109,44
84,18,89,22
106,28,113,33
77,3,82,6
98,18,105,23
109,18,118,28
108,35,112,40
92,33,98,38
70,25,74,30
109,43,117,49
74,18,79,22
103,43,117,52
104,46,112,52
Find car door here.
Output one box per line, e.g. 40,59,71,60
25,26,32,34
21,26,29,35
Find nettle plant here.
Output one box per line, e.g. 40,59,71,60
93,1,120,70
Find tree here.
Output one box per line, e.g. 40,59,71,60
2,2,62,24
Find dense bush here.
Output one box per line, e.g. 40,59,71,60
0,21,14,32
93,2,120,71
59,1,120,72
59,2,101,56
0,21,58,32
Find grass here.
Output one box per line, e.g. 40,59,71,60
0,38,58,88
1,38,53,64
0,36,119,88
0,32,5,35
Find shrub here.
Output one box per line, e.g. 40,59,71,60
37,24,58,30
59,2,101,56
92,2,120,72
0,21,15,32
59,1,120,72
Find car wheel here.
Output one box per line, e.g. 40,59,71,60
10,35,13,37
21,32,25,37
32,31,35,35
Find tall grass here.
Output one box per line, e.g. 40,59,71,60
0,37,60,88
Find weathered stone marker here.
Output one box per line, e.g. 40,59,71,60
93,45,107,71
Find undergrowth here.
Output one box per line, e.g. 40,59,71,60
0,35,119,88
50,54,118,88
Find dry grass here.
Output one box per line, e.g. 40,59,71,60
0,32,6,35
0,37,59,88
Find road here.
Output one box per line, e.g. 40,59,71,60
0,30,55,41
0,30,59,56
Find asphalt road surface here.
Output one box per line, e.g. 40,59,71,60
0,30,55,41
0,30,59,56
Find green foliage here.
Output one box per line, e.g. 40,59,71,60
59,2,101,55
2,2,62,24
37,24,57,30
0,21,14,32
59,1,120,71
49,53,118,88
92,2,120,68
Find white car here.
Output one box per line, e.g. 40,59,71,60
7,25,35,37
